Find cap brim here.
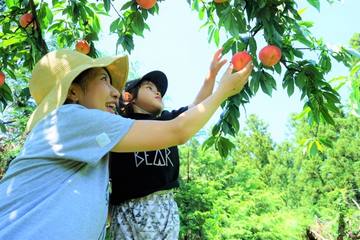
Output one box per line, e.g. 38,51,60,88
139,70,168,96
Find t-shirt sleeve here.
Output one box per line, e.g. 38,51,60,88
160,106,189,120
23,105,134,166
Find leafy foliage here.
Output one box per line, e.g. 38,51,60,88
176,113,360,239
0,0,357,157
0,1,359,239
187,0,354,156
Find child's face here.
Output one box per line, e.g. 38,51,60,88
133,81,164,114
75,68,120,113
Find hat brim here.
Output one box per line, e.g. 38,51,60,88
26,54,128,132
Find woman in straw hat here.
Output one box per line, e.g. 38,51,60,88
0,49,252,240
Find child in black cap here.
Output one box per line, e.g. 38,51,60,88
109,49,227,239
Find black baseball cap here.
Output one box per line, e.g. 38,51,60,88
124,70,168,97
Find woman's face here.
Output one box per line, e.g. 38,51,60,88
72,68,120,113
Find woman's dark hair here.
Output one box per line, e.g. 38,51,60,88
117,85,140,117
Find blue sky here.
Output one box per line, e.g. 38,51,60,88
97,0,358,143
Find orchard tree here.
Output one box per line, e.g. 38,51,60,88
176,112,360,239
0,0,357,157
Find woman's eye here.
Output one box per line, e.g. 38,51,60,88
101,77,111,84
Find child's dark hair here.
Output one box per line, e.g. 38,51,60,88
117,85,140,117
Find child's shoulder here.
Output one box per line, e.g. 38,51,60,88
159,106,189,120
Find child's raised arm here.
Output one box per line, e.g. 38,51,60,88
189,48,227,108
112,62,253,153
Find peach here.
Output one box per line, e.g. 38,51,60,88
19,13,33,28
214,0,228,3
231,51,252,71
259,45,282,67
0,71,5,87
136,0,157,9
75,40,90,55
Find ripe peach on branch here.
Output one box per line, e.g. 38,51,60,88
19,13,34,28
259,45,282,67
214,0,228,3
136,0,157,9
0,71,5,87
231,51,252,71
75,40,91,55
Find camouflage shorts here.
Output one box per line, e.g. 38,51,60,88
107,190,179,240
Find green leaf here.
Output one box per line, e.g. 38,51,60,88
5,0,17,7
307,140,318,157
221,136,235,150
260,77,273,96
48,21,64,32
226,111,240,133
233,11,247,33
207,25,215,44
294,33,313,48
250,71,260,94
323,92,340,104
229,94,242,106
299,21,314,28
121,1,134,11
248,37,257,56
202,136,215,151
274,63,281,75
0,122,6,133
198,6,205,20
103,0,110,12
222,37,235,54
214,29,220,47
319,137,333,148
221,121,235,136
324,100,340,114
216,136,235,158
287,78,295,97
212,122,221,136
131,12,145,36
307,0,320,11
110,18,120,33
320,107,335,125
93,15,101,33
350,62,360,76
0,84,13,102
1,36,27,48
38,2,53,29
262,71,277,90
319,53,331,73
85,32,99,41
289,6,302,20
295,72,307,89
192,0,199,11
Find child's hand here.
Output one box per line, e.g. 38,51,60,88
208,48,227,80
218,61,253,99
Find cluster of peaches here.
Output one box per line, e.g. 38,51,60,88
231,45,282,70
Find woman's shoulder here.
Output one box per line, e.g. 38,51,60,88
57,104,86,112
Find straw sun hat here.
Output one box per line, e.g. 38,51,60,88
26,49,129,132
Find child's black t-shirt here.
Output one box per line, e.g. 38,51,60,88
109,106,188,205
